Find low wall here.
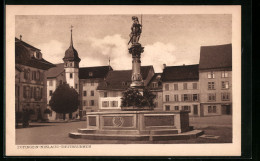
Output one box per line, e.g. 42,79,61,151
86,110,190,133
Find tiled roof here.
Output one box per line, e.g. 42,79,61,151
15,38,40,51
63,45,81,62
97,66,153,90
199,44,232,70
79,66,112,79
161,64,199,82
46,63,65,78
15,38,55,70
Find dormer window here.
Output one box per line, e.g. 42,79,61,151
152,82,158,88
156,75,161,80
34,51,42,59
122,81,126,86
89,72,93,77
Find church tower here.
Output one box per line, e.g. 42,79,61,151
63,26,81,92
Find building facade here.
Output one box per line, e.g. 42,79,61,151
79,66,112,116
199,44,232,116
97,66,155,110
161,64,200,116
15,37,54,121
147,73,163,111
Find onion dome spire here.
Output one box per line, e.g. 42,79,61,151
63,25,81,62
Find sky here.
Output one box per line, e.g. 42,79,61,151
15,14,232,72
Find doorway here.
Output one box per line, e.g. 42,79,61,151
221,105,232,115
193,105,198,115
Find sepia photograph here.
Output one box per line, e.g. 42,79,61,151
6,5,241,156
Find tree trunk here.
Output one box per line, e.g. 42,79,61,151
63,113,65,120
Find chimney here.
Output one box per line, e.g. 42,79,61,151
20,35,22,41
163,64,166,69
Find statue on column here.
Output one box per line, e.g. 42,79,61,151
128,16,142,45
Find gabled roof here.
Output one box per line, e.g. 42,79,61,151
15,38,55,70
147,73,163,90
15,37,40,51
79,66,112,79
199,44,232,70
46,63,65,78
97,66,153,90
161,64,199,82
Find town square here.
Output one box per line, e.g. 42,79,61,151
15,14,232,143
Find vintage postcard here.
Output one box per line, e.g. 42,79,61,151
6,5,241,156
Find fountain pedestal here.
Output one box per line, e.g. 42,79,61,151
69,110,204,141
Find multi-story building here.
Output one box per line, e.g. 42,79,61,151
79,66,112,116
15,37,54,121
97,66,155,110
147,73,163,111
199,44,232,116
45,29,111,120
46,63,66,120
161,64,200,116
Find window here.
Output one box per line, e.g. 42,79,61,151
208,82,215,90
91,80,94,86
207,71,215,79
91,91,94,96
182,106,190,111
221,71,228,78
208,93,216,101
174,84,178,90
165,84,169,91
36,71,40,80
70,73,73,78
165,95,170,102
49,90,53,96
102,101,109,107
174,106,179,110
83,100,87,106
152,82,158,88
90,100,95,106
192,94,199,101
35,87,40,100
111,101,118,107
24,69,30,80
83,91,87,96
221,93,230,101
222,81,229,89
208,106,217,113
165,105,170,111
30,87,33,98
182,94,192,101
183,83,188,90
23,86,30,98
193,83,198,89
75,83,78,89
174,94,178,102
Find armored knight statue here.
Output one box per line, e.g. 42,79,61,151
128,16,142,45
128,15,144,88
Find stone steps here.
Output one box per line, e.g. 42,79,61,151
77,128,179,135
69,130,204,141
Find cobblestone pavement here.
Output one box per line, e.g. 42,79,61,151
16,115,232,144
